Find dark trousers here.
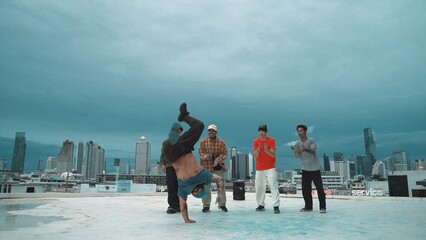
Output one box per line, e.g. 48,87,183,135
302,170,326,209
166,166,179,209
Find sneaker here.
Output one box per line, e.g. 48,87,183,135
178,103,190,122
300,207,313,212
166,207,179,214
219,206,228,212
255,205,265,212
320,208,327,214
274,207,280,214
202,207,210,213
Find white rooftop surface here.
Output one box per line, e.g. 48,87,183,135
0,192,425,240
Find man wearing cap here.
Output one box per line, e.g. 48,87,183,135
160,124,183,214
163,103,226,223
253,124,280,214
199,124,228,213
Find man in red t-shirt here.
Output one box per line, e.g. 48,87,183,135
253,124,280,214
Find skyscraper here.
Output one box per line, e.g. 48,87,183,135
0,158,6,171
37,160,43,173
11,132,26,174
46,157,57,170
356,154,372,178
228,146,238,180
323,153,330,171
330,160,350,180
392,150,410,171
57,140,74,174
135,136,150,174
363,128,376,164
76,142,84,174
82,141,105,179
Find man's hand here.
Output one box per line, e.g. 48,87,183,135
161,164,166,173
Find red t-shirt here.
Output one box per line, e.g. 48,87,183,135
253,137,276,170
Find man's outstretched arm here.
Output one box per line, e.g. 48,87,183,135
179,196,196,223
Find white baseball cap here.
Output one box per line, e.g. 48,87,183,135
208,124,217,131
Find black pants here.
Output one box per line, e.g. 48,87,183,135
166,166,179,209
302,170,326,209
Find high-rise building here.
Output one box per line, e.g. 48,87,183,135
393,150,410,171
363,128,376,164
323,153,330,171
372,161,387,179
57,140,74,174
330,161,350,180
135,136,151,174
0,158,6,171
383,156,397,172
76,142,84,174
82,141,105,179
37,160,43,173
11,132,26,174
349,161,357,179
46,157,57,170
228,146,238,180
356,154,372,178
333,152,344,162
150,162,161,175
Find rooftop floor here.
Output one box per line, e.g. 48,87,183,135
0,192,425,240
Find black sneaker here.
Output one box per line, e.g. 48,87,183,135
274,207,280,214
300,207,313,212
202,207,210,213
219,206,228,212
255,205,265,212
178,103,190,122
166,207,179,214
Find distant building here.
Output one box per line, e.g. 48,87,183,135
323,153,330,171
37,160,43,173
330,160,350,180
97,173,167,186
333,152,344,162
228,146,238,180
363,128,376,164
372,161,387,179
150,162,161,175
356,154,372,178
349,161,357,179
393,150,411,171
57,140,74,173
11,132,26,174
135,136,150,174
46,157,57,170
0,158,6,171
82,141,105,179
76,142,84,174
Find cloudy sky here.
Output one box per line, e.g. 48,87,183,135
1,1,425,173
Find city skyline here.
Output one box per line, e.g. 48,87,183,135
0,127,423,174
1,1,425,173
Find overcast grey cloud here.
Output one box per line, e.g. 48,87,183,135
1,1,425,172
